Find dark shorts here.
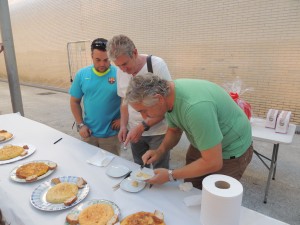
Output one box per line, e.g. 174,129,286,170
131,135,170,169
184,144,253,189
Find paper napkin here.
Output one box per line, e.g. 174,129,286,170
183,194,202,207
86,150,114,167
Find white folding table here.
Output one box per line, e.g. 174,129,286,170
251,118,296,203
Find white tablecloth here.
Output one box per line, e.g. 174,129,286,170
0,113,288,225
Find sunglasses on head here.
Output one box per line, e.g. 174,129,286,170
92,40,107,49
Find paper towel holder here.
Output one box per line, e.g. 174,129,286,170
215,180,231,189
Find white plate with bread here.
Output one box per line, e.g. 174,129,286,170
0,143,36,165
30,176,89,211
0,130,14,143
131,168,155,181
106,164,130,178
10,160,57,183
65,199,120,225
120,177,146,193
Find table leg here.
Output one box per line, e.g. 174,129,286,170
272,144,279,180
263,144,278,203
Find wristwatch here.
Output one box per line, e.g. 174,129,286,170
141,121,150,131
168,169,176,181
76,122,85,132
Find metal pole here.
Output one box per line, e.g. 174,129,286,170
0,0,24,116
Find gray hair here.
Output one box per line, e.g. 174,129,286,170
107,34,136,61
125,74,170,107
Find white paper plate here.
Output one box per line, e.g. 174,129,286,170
0,143,36,165
120,177,146,192
0,133,14,143
106,164,130,178
131,168,155,181
30,176,89,211
10,160,57,183
65,199,120,225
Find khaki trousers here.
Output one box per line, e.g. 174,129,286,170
185,144,253,189
83,135,120,156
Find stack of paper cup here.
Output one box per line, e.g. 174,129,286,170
200,174,243,225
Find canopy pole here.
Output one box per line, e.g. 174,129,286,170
0,0,24,116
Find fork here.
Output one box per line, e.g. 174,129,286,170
112,171,132,191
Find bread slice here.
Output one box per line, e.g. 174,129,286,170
154,210,164,220
66,214,79,225
76,177,87,189
51,177,61,185
19,150,28,157
64,195,77,206
48,162,57,170
25,174,38,182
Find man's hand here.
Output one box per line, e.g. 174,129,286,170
79,125,91,138
142,149,163,166
111,118,120,130
118,126,128,142
123,123,144,145
147,168,169,185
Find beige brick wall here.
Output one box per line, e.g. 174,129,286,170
0,0,299,124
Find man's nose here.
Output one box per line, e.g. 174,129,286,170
141,112,147,119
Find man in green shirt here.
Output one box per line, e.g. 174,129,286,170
125,74,253,189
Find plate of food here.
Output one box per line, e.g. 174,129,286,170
0,130,14,143
10,160,57,183
0,143,36,165
121,210,165,225
131,168,155,181
120,177,146,193
106,164,130,178
65,199,120,225
30,176,89,211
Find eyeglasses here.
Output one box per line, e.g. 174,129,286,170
91,40,107,49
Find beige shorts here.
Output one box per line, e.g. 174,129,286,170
83,135,120,156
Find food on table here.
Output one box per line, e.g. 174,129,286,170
78,204,117,225
0,144,26,161
51,177,61,185
121,210,165,225
46,182,78,204
0,130,13,142
131,180,139,187
136,171,152,179
64,195,78,206
16,162,50,180
48,162,57,170
76,177,87,189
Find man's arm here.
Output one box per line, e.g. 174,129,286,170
70,96,91,137
118,99,129,142
147,143,223,185
142,127,183,165
70,96,83,124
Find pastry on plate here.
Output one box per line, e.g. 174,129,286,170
16,162,50,180
46,182,78,204
78,203,117,225
0,130,13,141
0,145,25,161
121,210,165,225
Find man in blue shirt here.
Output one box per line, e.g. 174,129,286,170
69,38,121,155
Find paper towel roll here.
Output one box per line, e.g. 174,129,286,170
200,174,243,225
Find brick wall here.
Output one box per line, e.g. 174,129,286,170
0,0,299,124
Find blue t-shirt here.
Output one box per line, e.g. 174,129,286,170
69,65,121,138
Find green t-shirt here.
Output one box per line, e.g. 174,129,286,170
166,79,252,159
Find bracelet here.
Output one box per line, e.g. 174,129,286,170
168,169,176,181
76,123,85,132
